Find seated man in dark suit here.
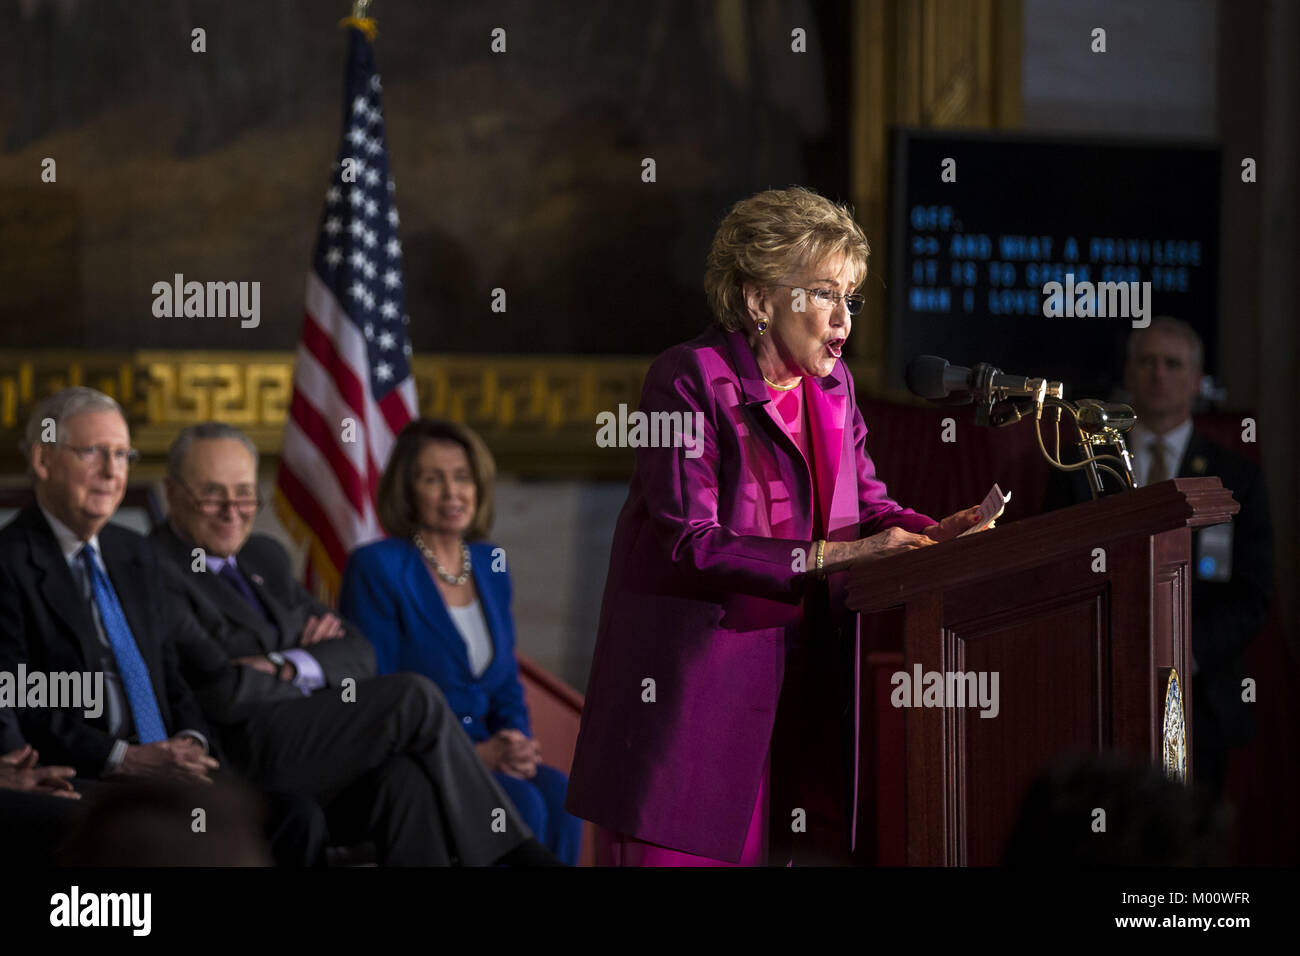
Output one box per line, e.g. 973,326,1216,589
1043,318,1274,796
0,389,219,781
0,387,325,866
152,420,559,866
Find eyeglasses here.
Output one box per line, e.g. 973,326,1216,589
61,444,141,469
174,477,264,517
770,284,865,315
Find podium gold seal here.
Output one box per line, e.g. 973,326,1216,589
1162,668,1188,782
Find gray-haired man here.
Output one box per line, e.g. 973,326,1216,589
0,387,215,781
152,420,560,866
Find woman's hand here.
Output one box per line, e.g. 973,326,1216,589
921,505,984,543
475,730,541,779
499,729,540,779
822,527,935,573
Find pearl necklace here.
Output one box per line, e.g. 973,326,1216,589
413,534,472,586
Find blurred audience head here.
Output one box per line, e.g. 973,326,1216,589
164,422,263,558
24,387,133,541
1124,317,1203,432
58,776,273,866
378,418,496,541
1003,752,1230,866
704,186,869,333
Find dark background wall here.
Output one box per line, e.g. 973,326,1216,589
0,0,851,353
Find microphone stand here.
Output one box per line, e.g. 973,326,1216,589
944,359,1138,501
981,377,1136,499
1022,394,1137,499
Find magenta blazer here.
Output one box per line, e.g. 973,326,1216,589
565,324,935,861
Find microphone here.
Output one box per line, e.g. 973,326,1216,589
905,355,1036,400
1074,399,1136,435
905,355,1064,404
905,355,974,400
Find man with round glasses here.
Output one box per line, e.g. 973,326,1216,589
153,421,561,866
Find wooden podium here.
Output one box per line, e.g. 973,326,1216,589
844,477,1238,865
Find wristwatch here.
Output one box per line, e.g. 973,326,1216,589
267,651,289,679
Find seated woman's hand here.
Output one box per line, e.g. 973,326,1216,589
476,730,540,779
921,505,984,543
499,729,539,779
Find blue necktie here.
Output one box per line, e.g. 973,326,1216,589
78,546,168,744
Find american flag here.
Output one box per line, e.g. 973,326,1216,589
274,22,416,602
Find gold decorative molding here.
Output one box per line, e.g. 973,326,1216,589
0,353,140,430
0,350,652,477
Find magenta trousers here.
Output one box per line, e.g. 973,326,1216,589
596,755,770,866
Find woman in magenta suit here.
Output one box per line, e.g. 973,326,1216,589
564,187,982,865
339,420,582,865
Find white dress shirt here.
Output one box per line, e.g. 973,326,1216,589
1129,418,1194,487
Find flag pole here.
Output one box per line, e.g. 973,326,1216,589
340,0,377,40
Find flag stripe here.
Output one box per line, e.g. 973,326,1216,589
281,420,380,549
377,383,413,440
276,462,350,574
287,390,369,519
304,271,401,475
300,309,367,418
290,344,369,476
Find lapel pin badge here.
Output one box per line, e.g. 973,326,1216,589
1190,456,1207,474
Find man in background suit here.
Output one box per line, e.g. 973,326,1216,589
0,387,326,866
152,421,560,866
1044,318,1274,796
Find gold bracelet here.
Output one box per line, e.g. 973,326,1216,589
815,539,826,578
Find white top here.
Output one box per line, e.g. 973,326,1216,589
447,598,494,679
1129,418,1194,486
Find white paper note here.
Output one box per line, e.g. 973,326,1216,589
959,483,1012,537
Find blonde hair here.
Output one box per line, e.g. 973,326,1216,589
704,186,870,331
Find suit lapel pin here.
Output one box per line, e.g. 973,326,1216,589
1190,456,1207,474
251,573,265,586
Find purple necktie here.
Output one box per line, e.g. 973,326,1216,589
218,561,267,620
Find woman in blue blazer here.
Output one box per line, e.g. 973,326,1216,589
340,419,581,865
